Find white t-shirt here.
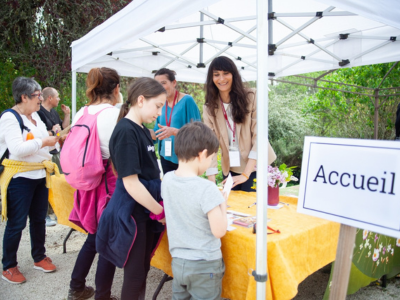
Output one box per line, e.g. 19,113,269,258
0,111,52,179
72,103,119,159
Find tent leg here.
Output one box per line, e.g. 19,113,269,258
374,90,379,139
63,228,76,254
72,70,77,119
255,0,270,299
152,273,173,300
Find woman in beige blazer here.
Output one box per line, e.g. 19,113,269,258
203,56,276,191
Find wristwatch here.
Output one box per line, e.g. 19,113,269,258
50,130,55,136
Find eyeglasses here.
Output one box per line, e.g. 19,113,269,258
30,93,43,98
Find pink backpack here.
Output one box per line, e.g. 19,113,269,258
60,106,111,191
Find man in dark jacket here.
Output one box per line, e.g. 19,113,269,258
37,87,71,226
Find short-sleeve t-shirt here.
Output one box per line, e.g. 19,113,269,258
109,118,160,180
37,106,63,131
162,171,225,260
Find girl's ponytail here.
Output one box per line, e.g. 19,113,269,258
117,101,130,122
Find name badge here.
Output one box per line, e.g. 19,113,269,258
165,138,172,157
229,150,240,167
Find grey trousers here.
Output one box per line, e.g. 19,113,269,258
171,257,225,300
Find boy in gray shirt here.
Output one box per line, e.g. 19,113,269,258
162,122,228,300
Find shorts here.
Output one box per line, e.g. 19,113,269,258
171,257,225,300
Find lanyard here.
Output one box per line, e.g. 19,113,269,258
165,90,178,127
220,97,236,143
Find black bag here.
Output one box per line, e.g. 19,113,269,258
0,109,30,174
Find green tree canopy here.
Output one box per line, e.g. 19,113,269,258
0,0,130,112
302,63,400,140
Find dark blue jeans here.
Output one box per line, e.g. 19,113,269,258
70,233,116,300
2,177,48,270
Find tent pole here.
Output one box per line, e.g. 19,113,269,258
374,90,379,139
199,12,204,66
268,0,273,45
255,0,269,299
72,70,77,119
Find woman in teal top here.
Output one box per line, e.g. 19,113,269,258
152,68,201,174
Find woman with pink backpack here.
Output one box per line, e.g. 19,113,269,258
65,67,120,300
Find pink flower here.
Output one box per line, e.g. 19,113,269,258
374,234,378,242
383,247,386,255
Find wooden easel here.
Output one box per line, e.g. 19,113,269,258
329,224,357,300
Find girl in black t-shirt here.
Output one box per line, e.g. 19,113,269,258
103,78,166,299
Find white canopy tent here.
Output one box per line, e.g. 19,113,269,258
72,0,400,84
71,1,400,299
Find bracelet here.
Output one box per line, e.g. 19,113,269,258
50,130,55,136
242,173,249,180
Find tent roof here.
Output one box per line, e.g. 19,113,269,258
71,0,400,83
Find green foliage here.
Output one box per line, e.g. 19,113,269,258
0,59,36,112
303,63,400,140
0,0,130,107
179,82,206,118
278,163,296,179
268,81,317,175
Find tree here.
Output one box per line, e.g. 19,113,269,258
0,0,130,111
302,63,400,140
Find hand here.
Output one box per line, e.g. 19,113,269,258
222,174,248,188
61,104,70,115
158,218,166,225
155,124,178,140
42,136,60,147
51,124,61,134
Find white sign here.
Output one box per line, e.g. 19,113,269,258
298,136,400,238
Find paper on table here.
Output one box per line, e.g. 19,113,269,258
227,226,237,231
223,173,233,197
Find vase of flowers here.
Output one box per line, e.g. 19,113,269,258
252,164,298,206
268,185,280,206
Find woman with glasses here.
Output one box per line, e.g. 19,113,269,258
0,77,60,284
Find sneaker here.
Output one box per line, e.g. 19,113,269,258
33,257,56,273
2,266,26,284
46,216,57,227
67,286,95,300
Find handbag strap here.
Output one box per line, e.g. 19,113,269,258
104,158,111,195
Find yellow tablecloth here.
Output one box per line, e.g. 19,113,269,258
48,174,86,234
151,191,341,300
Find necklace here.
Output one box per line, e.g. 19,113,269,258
14,105,23,115
15,105,34,123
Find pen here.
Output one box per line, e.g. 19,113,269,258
248,202,257,208
280,201,289,206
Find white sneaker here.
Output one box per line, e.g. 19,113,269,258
45,216,57,227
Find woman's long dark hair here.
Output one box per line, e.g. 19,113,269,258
205,56,252,124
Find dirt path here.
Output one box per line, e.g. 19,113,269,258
0,209,399,299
